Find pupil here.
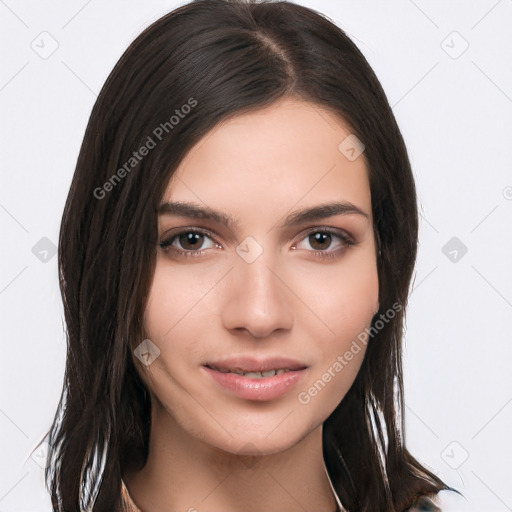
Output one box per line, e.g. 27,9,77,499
310,232,331,250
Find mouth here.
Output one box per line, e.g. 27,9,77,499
202,357,308,401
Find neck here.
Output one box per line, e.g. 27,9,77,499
123,399,339,512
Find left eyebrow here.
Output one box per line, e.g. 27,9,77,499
281,201,369,228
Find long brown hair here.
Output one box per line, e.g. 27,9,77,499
41,0,456,510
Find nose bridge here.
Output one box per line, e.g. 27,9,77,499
221,235,294,337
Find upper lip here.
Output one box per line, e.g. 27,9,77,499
204,356,308,373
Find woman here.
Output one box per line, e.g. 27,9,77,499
41,0,465,510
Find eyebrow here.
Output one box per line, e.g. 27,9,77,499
158,200,369,230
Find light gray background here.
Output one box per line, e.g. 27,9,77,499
1,1,511,510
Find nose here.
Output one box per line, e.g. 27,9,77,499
220,252,294,339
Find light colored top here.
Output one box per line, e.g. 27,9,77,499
120,461,468,511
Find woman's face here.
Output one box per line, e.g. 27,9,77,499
140,96,379,456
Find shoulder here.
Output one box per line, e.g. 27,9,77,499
407,489,469,512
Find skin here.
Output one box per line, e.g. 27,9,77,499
124,96,379,512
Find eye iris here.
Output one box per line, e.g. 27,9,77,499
310,232,331,250
180,232,204,250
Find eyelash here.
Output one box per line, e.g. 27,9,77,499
159,227,355,260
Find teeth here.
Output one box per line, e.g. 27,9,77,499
234,369,288,378
209,366,292,378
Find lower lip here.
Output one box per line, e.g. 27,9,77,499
202,366,307,401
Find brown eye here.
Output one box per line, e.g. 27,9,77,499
308,232,333,251
159,229,217,256
177,232,205,250
294,228,354,260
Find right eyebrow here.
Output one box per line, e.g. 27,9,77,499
158,201,240,229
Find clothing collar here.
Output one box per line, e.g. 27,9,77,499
323,457,346,512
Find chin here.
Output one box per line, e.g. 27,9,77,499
198,414,322,459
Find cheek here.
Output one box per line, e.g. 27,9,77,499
293,252,378,410
138,265,212,420
140,262,211,390
330,259,379,336
296,249,379,344
143,255,223,343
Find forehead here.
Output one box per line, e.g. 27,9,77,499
162,97,370,218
